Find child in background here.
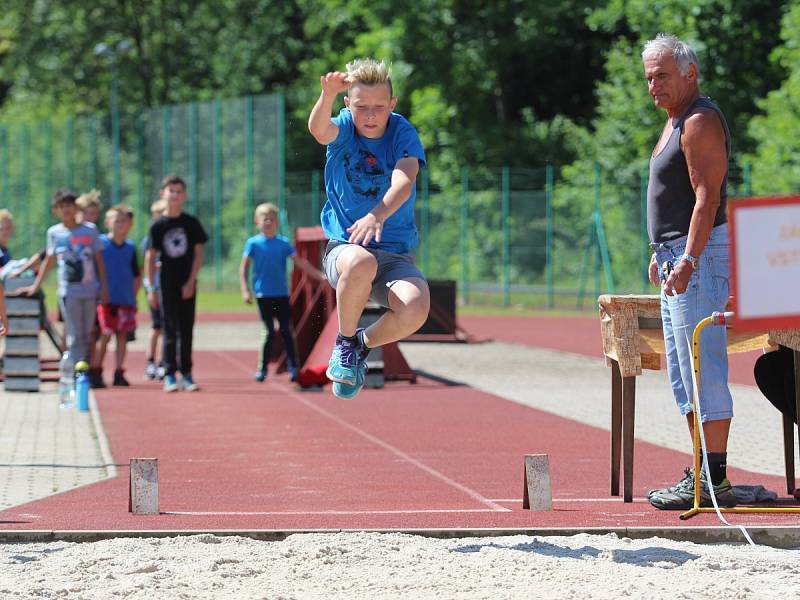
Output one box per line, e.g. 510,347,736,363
145,175,207,393
141,199,167,380
0,209,13,269
76,189,102,226
240,203,325,382
19,189,109,391
91,204,140,387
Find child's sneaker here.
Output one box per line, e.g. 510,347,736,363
332,360,367,399
113,369,130,387
180,374,199,392
156,365,166,380
145,361,158,380
163,374,178,393
326,331,367,384
288,367,299,382
254,370,266,382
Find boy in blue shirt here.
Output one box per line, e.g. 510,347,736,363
239,203,325,382
92,204,140,387
308,58,430,399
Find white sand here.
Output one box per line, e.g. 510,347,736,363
1,532,798,599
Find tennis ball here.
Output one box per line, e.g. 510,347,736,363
74,360,90,372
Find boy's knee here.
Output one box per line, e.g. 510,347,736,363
395,286,430,329
338,249,378,281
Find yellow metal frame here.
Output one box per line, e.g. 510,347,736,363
680,312,800,519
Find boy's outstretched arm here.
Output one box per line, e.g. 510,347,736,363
347,157,420,246
17,254,54,296
308,72,348,145
239,256,253,304
291,255,326,282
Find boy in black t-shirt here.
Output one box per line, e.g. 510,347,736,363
144,175,208,393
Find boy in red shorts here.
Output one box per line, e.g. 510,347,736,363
91,204,140,387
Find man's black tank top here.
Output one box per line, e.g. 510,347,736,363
647,97,731,243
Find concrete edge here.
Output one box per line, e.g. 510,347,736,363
1,526,798,548
89,389,118,479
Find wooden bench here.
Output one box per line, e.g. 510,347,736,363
598,294,800,502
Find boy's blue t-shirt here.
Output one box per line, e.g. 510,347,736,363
243,234,296,297
323,108,426,254
101,235,139,306
46,222,104,299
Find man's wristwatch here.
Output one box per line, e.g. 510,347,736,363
679,253,698,270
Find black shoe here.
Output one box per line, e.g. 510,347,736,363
113,369,130,387
90,368,106,389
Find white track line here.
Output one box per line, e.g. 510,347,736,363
211,351,509,513
490,498,649,503
165,509,505,516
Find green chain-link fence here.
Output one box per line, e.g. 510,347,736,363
1,94,753,308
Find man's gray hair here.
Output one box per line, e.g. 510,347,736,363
642,34,701,80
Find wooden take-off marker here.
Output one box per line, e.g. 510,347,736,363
522,454,553,510
128,458,159,515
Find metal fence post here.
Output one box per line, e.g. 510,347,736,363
43,120,52,227
743,161,752,196
213,99,223,290
640,163,649,293
420,167,429,277
136,113,146,242
162,106,171,177
65,116,75,189
545,163,554,309
311,169,321,226
277,92,286,235
88,115,98,189
501,166,510,307
190,103,199,215
460,167,470,305
245,96,254,230
20,123,29,240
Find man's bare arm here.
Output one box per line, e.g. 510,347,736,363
682,109,727,258
308,72,348,145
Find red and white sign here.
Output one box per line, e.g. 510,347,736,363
730,195,800,330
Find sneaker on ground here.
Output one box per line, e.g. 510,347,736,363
163,374,178,393
89,369,106,389
254,370,266,382
181,374,199,392
145,361,158,380
326,335,363,385
288,367,298,382
649,469,738,510
647,466,694,499
156,365,166,380
113,369,130,387
332,360,367,400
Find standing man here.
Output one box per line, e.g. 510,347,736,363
643,34,738,509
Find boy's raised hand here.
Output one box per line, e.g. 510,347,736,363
320,72,350,96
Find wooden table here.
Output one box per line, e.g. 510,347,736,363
598,294,800,502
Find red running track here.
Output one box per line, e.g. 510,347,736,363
0,315,793,532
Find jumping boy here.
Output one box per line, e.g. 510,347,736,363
145,175,207,393
92,204,140,387
141,199,167,380
308,58,430,399
240,202,325,382
20,189,109,389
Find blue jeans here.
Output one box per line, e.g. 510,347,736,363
652,224,733,422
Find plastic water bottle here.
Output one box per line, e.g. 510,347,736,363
75,365,90,412
58,351,75,408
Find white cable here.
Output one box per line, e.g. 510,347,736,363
687,324,757,547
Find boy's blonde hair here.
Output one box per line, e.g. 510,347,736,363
346,58,393,96
106,204,134,219
150,199,167,217
76,189,102,210
0,208,12,224
254,202,279,220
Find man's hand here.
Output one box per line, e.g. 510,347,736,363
181,280,196,300
347,212,382,246
663,261,693,296
242,289,253,304
320,72,350,96
648,253,660,287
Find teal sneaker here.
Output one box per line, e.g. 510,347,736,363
326,333,365,385
649,469,738,510
332,360,367,399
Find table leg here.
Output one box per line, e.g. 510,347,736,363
622,375,636,503
610,360,622,496
783,414,795,494
793,350,800,495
